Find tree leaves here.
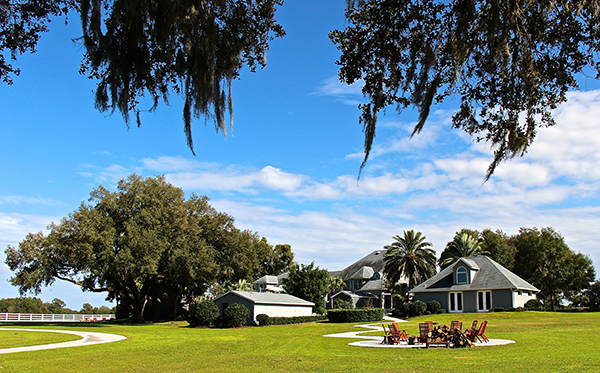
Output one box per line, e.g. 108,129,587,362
79,0,285,153
331,0,600,180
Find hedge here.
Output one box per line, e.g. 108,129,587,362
257,314,327,326
327,308,384,323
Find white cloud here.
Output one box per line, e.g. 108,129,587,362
0,196,63,206
314,76,364,105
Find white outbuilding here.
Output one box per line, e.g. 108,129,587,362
213,290,314,325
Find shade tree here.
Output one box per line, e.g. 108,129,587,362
330,0,600,179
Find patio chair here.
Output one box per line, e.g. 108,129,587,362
381,323,394,344
390,322,408,343
475,321,489,343
467,320,489,343
418,322,430,346
465,320,477,334
450,320,462,332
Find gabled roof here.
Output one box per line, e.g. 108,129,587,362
330,250,387,281
349,266,374,280
214,290,314,307
410,256,539,293
357,279,385,292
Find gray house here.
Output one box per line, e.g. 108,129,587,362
329,250,407,309
410,256,539,313
213,290,314,325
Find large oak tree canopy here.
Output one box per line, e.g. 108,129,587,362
4,174,288,322
330,0,600,179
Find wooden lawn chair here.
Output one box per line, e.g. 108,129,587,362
450,320,462,332
475,321,489,343
381,323,393,344
465,320,477,335
390,322,408,343
418,322,430,347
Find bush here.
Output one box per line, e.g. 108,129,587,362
188,300,220,327
327,308,384,323
492,307,505,312
256,314,270,326
333,298,354,309
426,300,441,314
524,299,543,311
224,303,250,328
390,308,403,319
268,315,327,325
402,301,427,317
402,302,416,317
439,309,447,314
414,300,427,316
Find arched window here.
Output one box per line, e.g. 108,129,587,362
456,267,468,284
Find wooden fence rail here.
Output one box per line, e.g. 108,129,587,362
0,313,116,322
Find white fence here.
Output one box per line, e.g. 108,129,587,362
0,313,116,322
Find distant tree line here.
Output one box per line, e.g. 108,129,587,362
0,297,115,314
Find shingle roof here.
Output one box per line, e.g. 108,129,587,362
410,256,539,293
349,266,374,280
214,290,315,306
330,250,386,281
357,279,385,292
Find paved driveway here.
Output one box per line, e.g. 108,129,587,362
0,328,126,354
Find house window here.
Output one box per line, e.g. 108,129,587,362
456,267,468,284
478,291,492,311
449,292,463,312
352,279,363,290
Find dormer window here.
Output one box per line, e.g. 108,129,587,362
456,267,468,284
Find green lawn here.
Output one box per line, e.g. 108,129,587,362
0,330,80,349
0,312,597,372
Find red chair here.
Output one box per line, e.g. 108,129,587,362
467,320,489,343
450,320,462,332
390,322,408,343
475,321,489,343
381,323,393,344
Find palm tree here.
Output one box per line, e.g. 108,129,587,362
383,230,437,290
438,233,490,270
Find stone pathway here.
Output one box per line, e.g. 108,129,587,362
323,319,515,348
0,328,126,354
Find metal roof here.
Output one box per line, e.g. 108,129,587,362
213,290,315,306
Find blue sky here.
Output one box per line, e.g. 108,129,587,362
2,0,600,310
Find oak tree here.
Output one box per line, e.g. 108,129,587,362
330,0,600,179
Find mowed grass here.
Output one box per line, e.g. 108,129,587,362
0,330,80,349
0,312,598,372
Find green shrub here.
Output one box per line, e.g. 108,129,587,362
327,308,384,323
333,298,354,309
188,300,220,327
268,315,327,325
492,307,505,312
224,303,250,328
427,300,441,314
402,302,416,316
524,299,543,311
439,308,447,314
390,308,403,319
256,313,270,326
414,300,427,316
